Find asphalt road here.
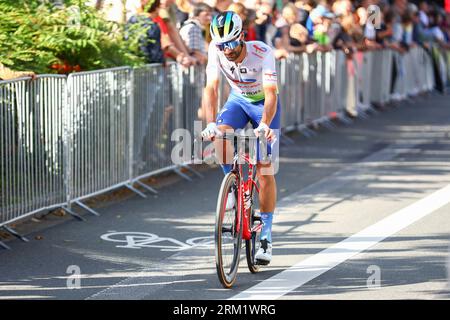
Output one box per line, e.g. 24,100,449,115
1,92,450,300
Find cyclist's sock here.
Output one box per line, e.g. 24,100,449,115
260,212,273,243
221,164,232,175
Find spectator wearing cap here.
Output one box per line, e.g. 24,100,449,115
305,0,333,37
312,9,335,52
179,3,212,65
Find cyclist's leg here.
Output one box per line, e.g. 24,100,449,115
244,96,281,263
215,95,251,174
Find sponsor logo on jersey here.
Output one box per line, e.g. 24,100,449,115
253,44,268,53
265,72,278,81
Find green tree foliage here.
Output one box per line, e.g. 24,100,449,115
0,0,147,73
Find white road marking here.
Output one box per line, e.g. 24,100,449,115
86,141,435,300
100,232,214,251
231,184,450,300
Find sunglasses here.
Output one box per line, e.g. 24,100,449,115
216,39,241,51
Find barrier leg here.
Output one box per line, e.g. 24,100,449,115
337,112,354,125
62,206,86,221
321,118,338,130
74,200,101,217
357,110,371,120
280,134,296,145
174,167,193,182
366,105,380,115
134,180,158,195
0,241,11,250
1,226,29,243
124,184,148,199
181,164,204,179
297,124,317,138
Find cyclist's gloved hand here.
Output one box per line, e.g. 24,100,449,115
201,122,222,140
254,122,276,143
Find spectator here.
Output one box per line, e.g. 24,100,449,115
255,0,278,44
332,0,352,17
157,0,198,66
412,7,431,45
227,2,258,41
214,0,234,13
174,0,193,29
429,10,450,49
418,1,430,28
306,0,333,37
0,62,35,81
357,5,383,50
312,11,335,51
245,9,259,41
179,3,212,65
294,0,315,27
333,14,359,57
127,0,165,64
401,10,415,50
273,3,316,57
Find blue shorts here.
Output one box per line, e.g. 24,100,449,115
216,92,281,130
216,92,281,165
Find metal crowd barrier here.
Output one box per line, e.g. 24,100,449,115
62,67,138,218
0,47,447,246
0,76,66,244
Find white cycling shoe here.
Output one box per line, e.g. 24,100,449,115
225,192,236,210
255,239,272,265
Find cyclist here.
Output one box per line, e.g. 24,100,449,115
201,11,281,265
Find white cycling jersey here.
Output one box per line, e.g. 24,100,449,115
206,40,278,103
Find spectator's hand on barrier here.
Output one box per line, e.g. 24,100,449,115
201,122,222,140
176,53,187,65
193,53,207,65
187,55,198,67
25,72,37,80
306,43,317,54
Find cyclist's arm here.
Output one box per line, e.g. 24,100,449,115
261,85,277,126
203,44,220,124
261,48,279,126
203,80,220,123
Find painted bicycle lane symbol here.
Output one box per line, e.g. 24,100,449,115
100,232,214,252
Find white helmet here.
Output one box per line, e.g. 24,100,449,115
210,11,243,43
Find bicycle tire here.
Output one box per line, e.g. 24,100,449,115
215,172,243,288
245,173,261,273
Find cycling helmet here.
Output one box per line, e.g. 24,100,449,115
210,11,243,43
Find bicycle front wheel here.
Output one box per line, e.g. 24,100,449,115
215,172,243,288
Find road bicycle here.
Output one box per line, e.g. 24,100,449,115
197,132,270,288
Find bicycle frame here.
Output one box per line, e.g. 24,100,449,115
231,143,262,241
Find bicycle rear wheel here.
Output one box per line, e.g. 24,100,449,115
215,172,243,288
